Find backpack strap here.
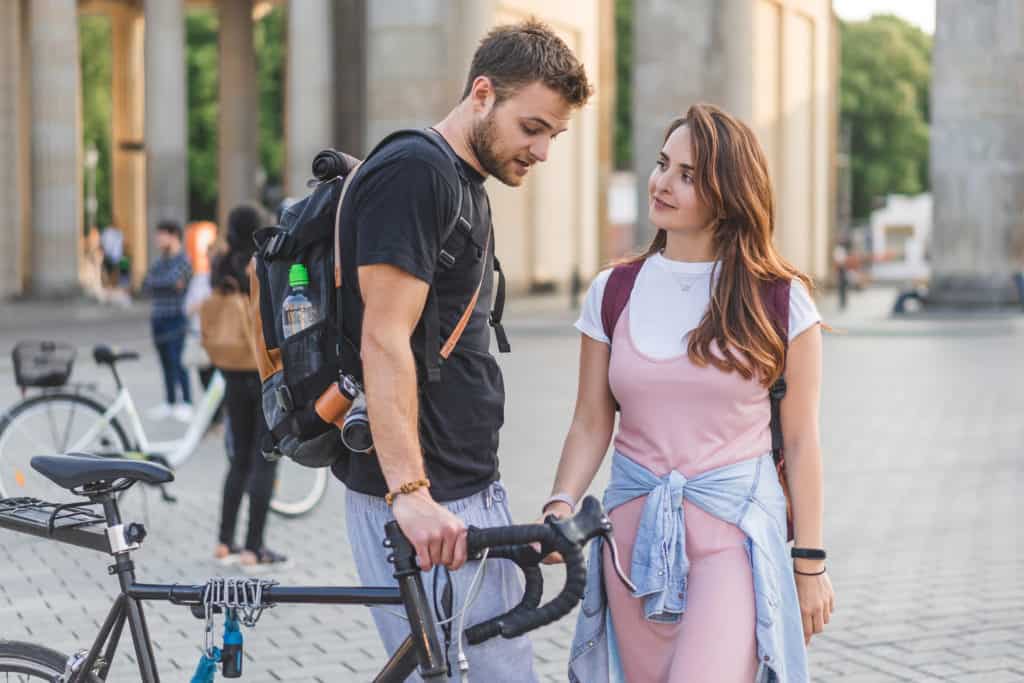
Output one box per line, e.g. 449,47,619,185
490,255,510,353
600,260,644,341
332,128,507,385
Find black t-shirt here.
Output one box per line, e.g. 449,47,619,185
331,132,504,501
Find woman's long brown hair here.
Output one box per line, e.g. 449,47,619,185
626,103,814,387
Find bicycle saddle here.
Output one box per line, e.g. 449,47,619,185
31,453,174,491
93,345,140,365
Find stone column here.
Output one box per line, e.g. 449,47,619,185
144,0,188,260
928,0,1024,307
111,7,148,289
632,0,752,248
29,0,81,296
333,0,368,157
285,0,334,196
363,0,461,148
0,0,28,297
218,0,258,229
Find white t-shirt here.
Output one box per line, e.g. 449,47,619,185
575,253,821,359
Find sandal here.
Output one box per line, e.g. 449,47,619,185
239,547,291,573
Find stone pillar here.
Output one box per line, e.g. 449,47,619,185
111,7,148,289
928,0,1024,307
218,0,258,229
144,0,188,260
285,0,334,196
333,0,367,157
0,0,29,297
363,0,462,148
29,0,81,296
631,0,752,248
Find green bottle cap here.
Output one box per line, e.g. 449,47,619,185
289,263,310,288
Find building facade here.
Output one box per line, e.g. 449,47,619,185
2,0,836,298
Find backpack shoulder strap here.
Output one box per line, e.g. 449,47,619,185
600,260,644,341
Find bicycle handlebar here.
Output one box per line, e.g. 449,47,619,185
461,495,611,644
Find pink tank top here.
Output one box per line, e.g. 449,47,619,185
609,306,772,478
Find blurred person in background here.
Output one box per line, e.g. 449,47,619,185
143,220,193,422
209,203,287,570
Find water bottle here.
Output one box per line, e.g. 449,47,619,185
282,264,318,338
281,264,321,379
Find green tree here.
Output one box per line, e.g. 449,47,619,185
614,0,632,170
78,9,285,226
186,9,219,221
840,14,932,220
79,15,113,231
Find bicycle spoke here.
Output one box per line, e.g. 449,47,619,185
43,402,62,453
4,419,53,456
58,397,80,453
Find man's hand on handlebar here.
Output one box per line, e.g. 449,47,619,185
391,488,467,572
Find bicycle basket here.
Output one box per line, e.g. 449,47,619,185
11,340,76,388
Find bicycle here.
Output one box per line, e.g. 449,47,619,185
0,341,328,518
0,453,631,681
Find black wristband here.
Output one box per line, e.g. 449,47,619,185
791,547,827,560
794,566,827,576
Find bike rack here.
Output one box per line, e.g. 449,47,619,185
0,497,110,553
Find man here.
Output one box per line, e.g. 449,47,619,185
142,220,193,422
335,20,592,680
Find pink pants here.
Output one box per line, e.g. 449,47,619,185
604,498,758,682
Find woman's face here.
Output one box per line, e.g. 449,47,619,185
647,125,714,234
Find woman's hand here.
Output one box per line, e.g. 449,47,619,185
533,501,573,564
794,560,835,645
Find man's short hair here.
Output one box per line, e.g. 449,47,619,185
155,219,183,240
463,18,593,108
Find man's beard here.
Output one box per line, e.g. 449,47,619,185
469,112,519,186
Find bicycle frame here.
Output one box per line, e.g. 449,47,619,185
69,371,225,470
2,491,445,683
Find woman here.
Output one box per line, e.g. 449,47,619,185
549,104,833,682
211,203,288,569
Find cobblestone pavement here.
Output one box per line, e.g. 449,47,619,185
0,290,1022,682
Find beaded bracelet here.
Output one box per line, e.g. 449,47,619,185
385,478,431,506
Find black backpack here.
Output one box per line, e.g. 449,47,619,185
248,129,509,468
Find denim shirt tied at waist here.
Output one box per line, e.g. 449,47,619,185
568,451,809,683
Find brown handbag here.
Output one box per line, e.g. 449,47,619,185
200,277,259,371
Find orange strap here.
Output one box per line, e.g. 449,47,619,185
334,162,363,289
440,225,492,359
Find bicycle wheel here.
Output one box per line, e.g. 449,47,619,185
0,393,131,500
269,461,330,518
0,640,99,681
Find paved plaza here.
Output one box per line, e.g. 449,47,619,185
0,288,1022,682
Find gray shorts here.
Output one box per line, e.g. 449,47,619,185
345,481,538,683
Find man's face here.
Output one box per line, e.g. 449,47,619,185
469,81,574,187
155,230,178,254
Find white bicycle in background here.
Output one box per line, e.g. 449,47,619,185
0,341,328,517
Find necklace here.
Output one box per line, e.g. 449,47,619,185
671,272,700,293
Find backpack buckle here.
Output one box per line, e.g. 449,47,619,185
263,232,289,260
439,249,456,269
275,385,295,413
